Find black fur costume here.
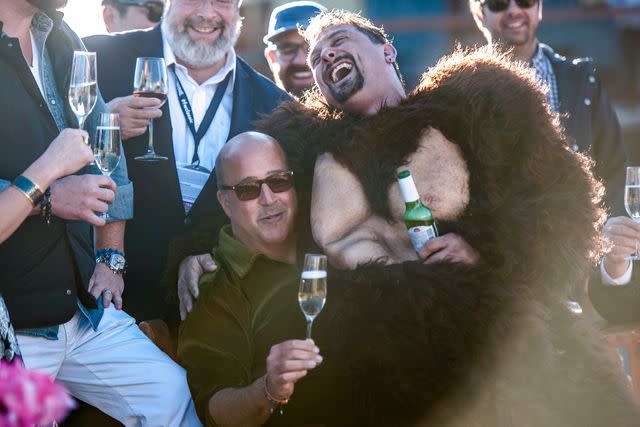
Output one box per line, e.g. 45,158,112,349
256,49,640,426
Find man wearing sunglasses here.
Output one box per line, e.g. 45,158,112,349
102,0,164,33
263,1,327,97
470,0,631,302
470,0,626,214
177,131,324,426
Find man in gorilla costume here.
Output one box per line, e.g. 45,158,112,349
251,10,640,427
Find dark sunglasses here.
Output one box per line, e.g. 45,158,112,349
222,171,294,201
480,0,538,12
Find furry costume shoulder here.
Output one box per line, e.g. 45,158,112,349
258,48,638,426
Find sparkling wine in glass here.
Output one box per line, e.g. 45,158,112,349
68,51,97,130
625,167,640,261
94,113,121,220
133,57,168,161
298,254,327,339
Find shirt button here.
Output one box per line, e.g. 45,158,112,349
66,289,72,295
588,75,596,84
572,144,579,152
7,42,13,48
584,98,591,106
50,99,56,105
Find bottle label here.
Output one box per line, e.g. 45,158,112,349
407,225,437,251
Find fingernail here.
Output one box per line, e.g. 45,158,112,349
316,355,323,363
313,346,320,353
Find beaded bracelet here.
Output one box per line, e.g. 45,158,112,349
263,375,288,415
40,188,52,225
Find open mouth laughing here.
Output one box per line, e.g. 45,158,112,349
320,54,363,104
325,58,354,85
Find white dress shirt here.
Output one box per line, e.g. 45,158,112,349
601,259,633,286
162,33,236,210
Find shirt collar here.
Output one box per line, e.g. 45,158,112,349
161,29,237,87
529,43,545,70
216,225,292,279
1,10,54,38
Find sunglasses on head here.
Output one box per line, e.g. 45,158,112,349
222,170,294,201
480,0,538,12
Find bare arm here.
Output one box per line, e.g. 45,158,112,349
0,129,92,243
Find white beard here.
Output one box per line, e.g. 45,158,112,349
162,15,242,69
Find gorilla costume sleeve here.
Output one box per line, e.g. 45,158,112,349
257,48,639,427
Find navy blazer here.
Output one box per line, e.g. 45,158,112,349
84,26,290,321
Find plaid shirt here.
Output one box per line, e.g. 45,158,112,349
530,44,560,113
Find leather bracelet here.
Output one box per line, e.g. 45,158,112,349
263,375,288,415
12,176,44,206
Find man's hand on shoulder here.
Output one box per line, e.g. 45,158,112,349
50,174,116,226
178,253,218,321
107,95,163,140
418,233,479,266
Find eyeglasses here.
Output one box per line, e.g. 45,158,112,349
480,0,538,12
274,42,309,61
222,171,294,201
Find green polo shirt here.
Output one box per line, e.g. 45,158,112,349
178,225,303,426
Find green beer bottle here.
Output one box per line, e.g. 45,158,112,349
397,170,438,251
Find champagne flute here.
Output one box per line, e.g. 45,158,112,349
298,254,327,339
133,57,168,161
68,51,97,131
625,166,640,260
94,113,121,220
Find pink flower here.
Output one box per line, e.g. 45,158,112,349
0,360,75,427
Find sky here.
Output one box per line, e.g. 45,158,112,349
62,0,107,38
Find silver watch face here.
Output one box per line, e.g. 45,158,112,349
110,254,126,271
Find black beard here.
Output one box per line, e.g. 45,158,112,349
27,0,68,10
328,63,364,104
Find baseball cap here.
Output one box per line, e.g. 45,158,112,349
263,1,327,45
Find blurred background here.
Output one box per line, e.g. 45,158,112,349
63,0,640,161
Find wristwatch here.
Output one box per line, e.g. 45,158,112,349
96,249,127,275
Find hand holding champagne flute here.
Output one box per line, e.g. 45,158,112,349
133,57,168,161
68,51,97,131
93,113,121,220
625,166,640,260
298,254,327,339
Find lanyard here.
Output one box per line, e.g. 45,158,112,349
170,64,232,168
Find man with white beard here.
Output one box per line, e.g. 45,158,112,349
84,0,289,323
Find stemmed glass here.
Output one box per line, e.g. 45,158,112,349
625,166,640,260
298,254,327,339
93,113,121,220
133,57,168,161
68,51,97,131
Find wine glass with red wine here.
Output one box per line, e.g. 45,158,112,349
133,57,168,161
